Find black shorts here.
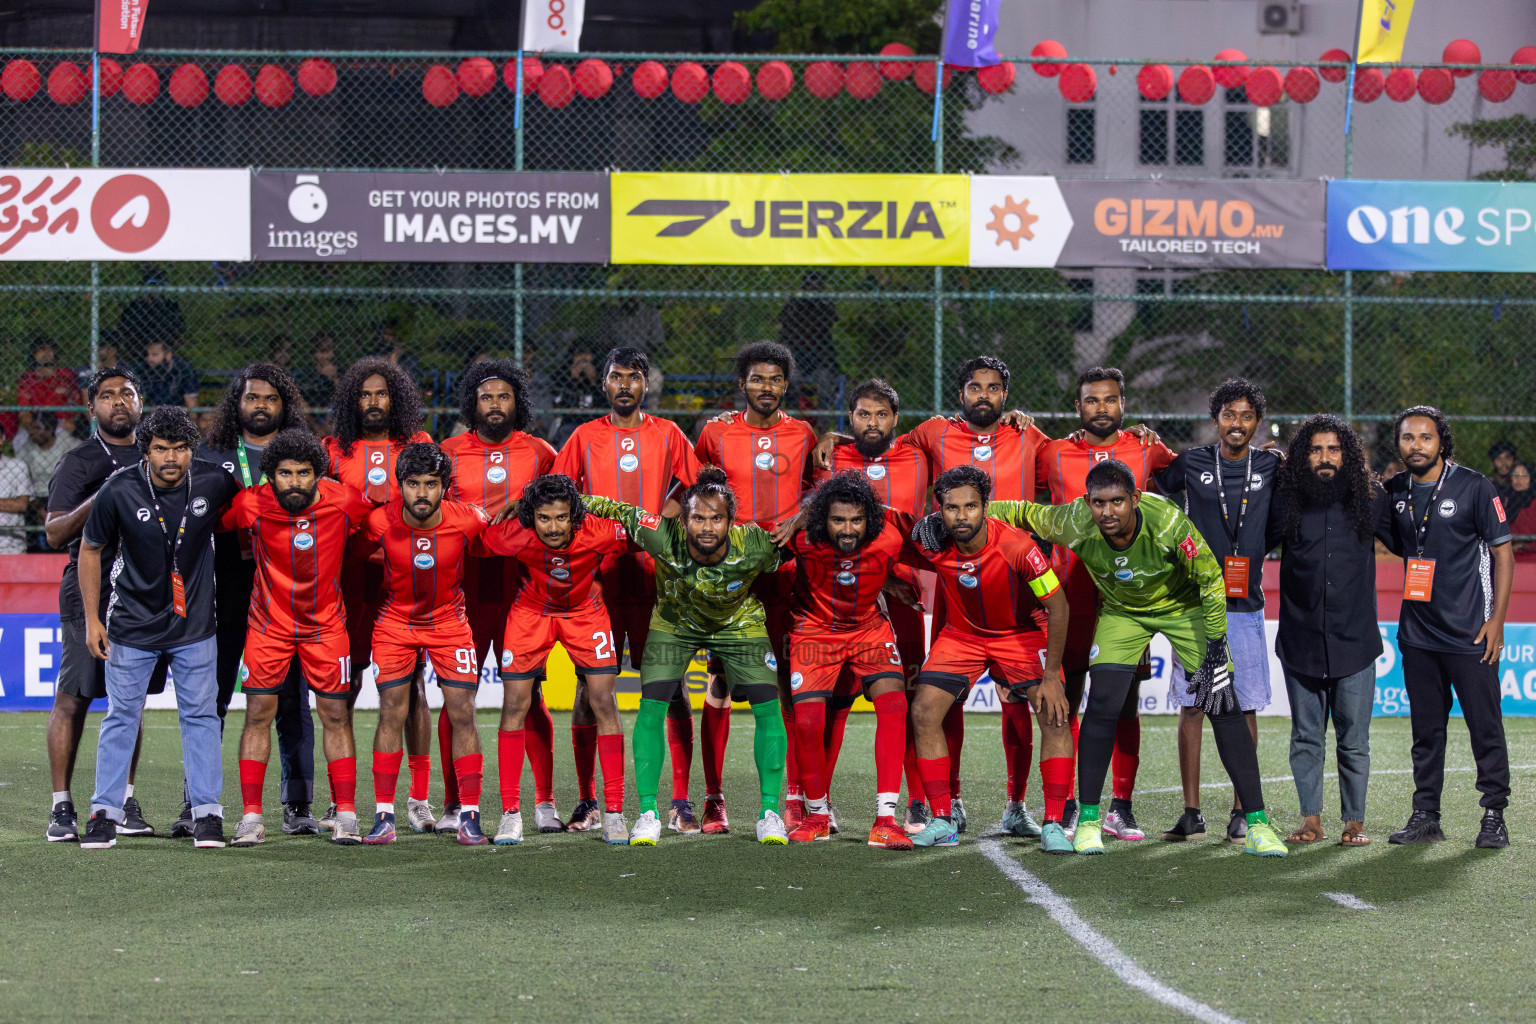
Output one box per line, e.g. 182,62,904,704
57,617,168,701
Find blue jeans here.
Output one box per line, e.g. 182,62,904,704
1283,665,1374,823
91,636,223,822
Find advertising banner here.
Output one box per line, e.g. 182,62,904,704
612,173,969,266
251,171,609,262
0,169,249,261
1327,179,1536,272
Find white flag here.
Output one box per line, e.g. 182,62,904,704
521,0,585,52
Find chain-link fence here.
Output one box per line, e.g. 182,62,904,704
2,48,1535,468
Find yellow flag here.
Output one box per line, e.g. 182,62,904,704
1356,0,1415,64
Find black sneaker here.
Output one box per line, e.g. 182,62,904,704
1227,809,1249,844
1161,808,1207,842
1475,809,1509,849
1388,809,1446,845
80,810,117,850
193,814,227,849
47,800,80,842
118,796,154,837
170,801,195,839
282,802,319,836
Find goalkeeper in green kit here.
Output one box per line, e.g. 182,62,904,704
914,459,1286,858
582,468,791,846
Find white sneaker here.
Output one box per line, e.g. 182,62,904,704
1104,807,1146,841
828,803,840,835
494,810,524,846
330,811,362,846
434,805,461,835
630,810,662,846
317,802,338,832
231,814,265,848
406,798,436,834
757,810,789,845
535,801,564,833
602,811,629,845
952,796,968,834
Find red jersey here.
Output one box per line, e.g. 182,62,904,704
441,429,556,516
1036,433,1175,504
220,478,372,641
323,431,434,506
901,516,1060,639
902,417,1049,503
553,413,701,512
789,509,910,633
694,413,818,529
482,515,630,617
357,499,491,632
816,439,930,520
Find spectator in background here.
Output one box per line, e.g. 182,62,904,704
0,445,31,554
116,264,186,351
17,416,80,552
268,335,293,369
1505,461,1534,520
17,338,83,436
369,320,424,385
546,342,605,447
1509,462,1536,559
291,333,339,420
1489,440,1518,495
138,339,200,409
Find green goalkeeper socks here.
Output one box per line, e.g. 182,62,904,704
1079,803,1101,823
750,699,788,819
633,698,669,816
1245,809,1270,827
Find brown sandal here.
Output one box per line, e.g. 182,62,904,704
1341,824,1371,846
1285,824,1328,843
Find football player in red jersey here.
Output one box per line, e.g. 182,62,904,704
898,467,1074,851
438,359,562,835
225,430,373,848
783,472,917,850
481,474,632,846
323,357,436,833
355,443,493,846
693,342,818,833
1035,367,1174,842
553,347,704,833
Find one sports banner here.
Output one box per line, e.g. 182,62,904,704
611,173,969,266
97,0,150,55
522,0,585,52
1356,0,1416,65
1327,179,1536,272
941,0,1003,68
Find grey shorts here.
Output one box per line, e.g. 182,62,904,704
56,617,168,701
1169,608,1271,712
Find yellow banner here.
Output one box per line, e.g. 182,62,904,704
1356,0,1415,64
611,173,968,265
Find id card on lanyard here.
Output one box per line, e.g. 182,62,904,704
235,439,265,489
143,463,192,618
1401,463,1451,603
1216,448,1253,599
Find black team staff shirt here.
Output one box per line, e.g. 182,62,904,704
47,437,145,622
1155,444,1281,613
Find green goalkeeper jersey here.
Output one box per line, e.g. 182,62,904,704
582,495,783,639
988,494,1227,641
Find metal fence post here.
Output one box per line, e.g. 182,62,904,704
514,57,525,369
90,52,101,372
1343,98,1355,421
932,64,945,417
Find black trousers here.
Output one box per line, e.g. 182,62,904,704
1401,645,1509,813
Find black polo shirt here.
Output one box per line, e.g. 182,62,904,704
196,440,268,614
1380,463,1512,654
82,459,240,649
46,436,145,623
1154,444,1281,613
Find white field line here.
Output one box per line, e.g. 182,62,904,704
1323,892,1378,910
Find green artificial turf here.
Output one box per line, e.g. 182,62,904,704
1,711,1531,1024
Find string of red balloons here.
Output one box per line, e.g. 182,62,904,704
0,58,337,106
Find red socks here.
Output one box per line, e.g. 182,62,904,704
667,712,694,801
437,708,459,807
373,749,404,806
407,754,430,802
1000,700,1034,803
597,734,625,813
572,723,598,803
1041,757,1073,824
526,689,555,804
918,756,953,819
872,691,907,824
701,702,731,796
453,754,482,809
904,736,924,806
781,700,801,797
792,702,829,805
823,705,850,782
1111,716,1141,802
941,701,965,796
498,729,525,813
239,759,266,815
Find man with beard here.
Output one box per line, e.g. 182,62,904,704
323,358,435,833
43,367,166,842
193,364,318,838
1152,379,1278,844
553,347,703,833
1266,416,1389,848
1378,407,1513,849
439,360,560,834
223,430,373,847
693,342,817,834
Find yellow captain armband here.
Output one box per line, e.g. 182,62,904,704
1028,569,1061,599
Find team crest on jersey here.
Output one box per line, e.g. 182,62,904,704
1250,473,1265,490
551,568,570,580
727,580,744,592
1438,499,1457,518
1495,496,1507,523
501,649,515,668
486,466,507,484
414,553,435,569
764,651,778,670
191,497,208,517
836,571,857,586
1026,548,1048,574
136,507,150,522
1089,644,1099,659
619,454,640,473
638,512,661,530
293,531,314,551
958,573,979,588
1115,568,1133,581
754,452,775,471
866,463,887,481
790,671,803,690
973,445,993,462
1178,535,1198,561
367,467,388,486
1199,471,1214,485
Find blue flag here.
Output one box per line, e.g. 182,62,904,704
941,0,1002,68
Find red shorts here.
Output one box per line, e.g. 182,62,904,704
372,618,480,690
242,625,351,696
789,619,904,704
885,579,929,686
918,625,1049,700
464,554,523,661
341,558,386,666
501,601,619,680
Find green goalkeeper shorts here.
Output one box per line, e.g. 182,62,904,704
639,628,779,703
1090,608,1209,674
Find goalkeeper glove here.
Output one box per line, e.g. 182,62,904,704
910,512,951,552
1186,636,1238,717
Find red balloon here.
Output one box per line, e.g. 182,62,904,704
1319,48,1350,83
122,63,159,105
2,59,40,101
1137,63,1173,100
214,66,251,106
1284,65,1320,103
456,58,495,97
573,59,612,100
47,62,88,105
671,62,708,103
539,64,574,108
804,61,843,99
1212,49,1248,89
977,61,1016,94
503,56,543,94
1514,46,1536,85
1384,66,1417,102
1245,66,1283,106
422,65,458,107
756,60,794,101
1351,66,1384,102
1417,66,1454,104
1178,64,1215,104
168,64,208,108
1443,38,1480,77
255,65,293,107
711,61,750,104
913,62,953,94
1030,39,1067,78
1479,68,1517,102
628,60,664,99
1058,63,1096,103
846,61,882,100
298,58,337,97
879,42,914,81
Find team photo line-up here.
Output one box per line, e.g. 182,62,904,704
44,340,1512,855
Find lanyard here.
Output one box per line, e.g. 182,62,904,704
235,439,264,488
1404,461,1453,558
142,462,192,569
96,434,133,468
1214,446,1253,544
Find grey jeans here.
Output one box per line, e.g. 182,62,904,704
1283,665,1375,823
